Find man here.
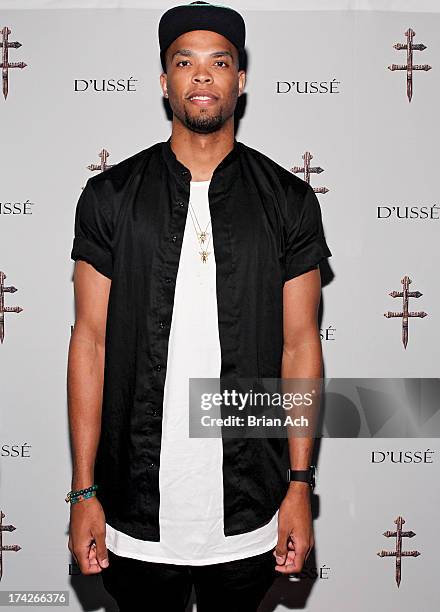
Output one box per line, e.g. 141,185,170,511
67,2,332,611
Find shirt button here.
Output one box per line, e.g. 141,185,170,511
154,364,162,371
171,234,178,242
147,462,156,469
151,408,159,417
177,201,185,208
159,321,165,329
165,277,172,283
180,169,189,177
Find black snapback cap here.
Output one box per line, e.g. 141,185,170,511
158,1,246,72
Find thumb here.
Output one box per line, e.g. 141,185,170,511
95,532,109,568
275,528,288,565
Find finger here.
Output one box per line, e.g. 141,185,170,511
94,530,109,568
286,545,308,572
286,550,296,564
274,550,298,573
88,542,99,567
274,528,289,564
75,543,101,575
274,561,297,574
275,548,296,569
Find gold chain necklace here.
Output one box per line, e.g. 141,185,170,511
188,202,212,263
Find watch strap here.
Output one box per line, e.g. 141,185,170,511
286,466,316,488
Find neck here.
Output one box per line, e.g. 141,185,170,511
169,119,235,181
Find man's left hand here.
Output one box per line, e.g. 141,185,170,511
273,482,314,574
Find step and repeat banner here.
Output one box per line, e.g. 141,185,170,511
1,1,439,610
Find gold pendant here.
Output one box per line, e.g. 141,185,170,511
199,250,210,263
198,231,209,244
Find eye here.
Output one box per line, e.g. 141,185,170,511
176,60,190,67
215,61,228,67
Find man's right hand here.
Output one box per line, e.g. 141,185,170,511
68,497,109,575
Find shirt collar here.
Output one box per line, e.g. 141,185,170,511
161,136,242,186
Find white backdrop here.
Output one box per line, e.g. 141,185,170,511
1,1,439,610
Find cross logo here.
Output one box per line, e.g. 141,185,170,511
388,28,432,102
290,151,329,194
0,511,21,582
384,275,427,349
377,515,421,587
1,27,27,100
0,271,23,344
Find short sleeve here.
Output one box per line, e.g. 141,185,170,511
70,179,113,279
284,184,332,282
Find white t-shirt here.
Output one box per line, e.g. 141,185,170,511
105,179,278,565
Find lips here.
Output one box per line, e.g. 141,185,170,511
187,90,219,106
191,95,214,101
187,90,219,101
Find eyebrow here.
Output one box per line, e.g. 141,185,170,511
171,49,234,61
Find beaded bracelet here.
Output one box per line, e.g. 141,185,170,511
65,484,98,504
70,490,97,505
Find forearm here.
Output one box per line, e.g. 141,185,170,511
67,325,105,490
281,333,322,475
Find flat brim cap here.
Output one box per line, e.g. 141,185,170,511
158,1,246,71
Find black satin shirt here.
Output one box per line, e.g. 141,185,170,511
70,137,332,541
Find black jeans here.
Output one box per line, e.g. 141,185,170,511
101,547,278,612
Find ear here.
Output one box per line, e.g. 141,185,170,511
238,70,246,96
159,73,168,97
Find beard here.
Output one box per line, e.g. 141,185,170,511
182,106,225,134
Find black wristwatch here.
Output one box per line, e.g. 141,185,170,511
286,465,316,490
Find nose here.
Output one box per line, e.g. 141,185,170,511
191,65,213,84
